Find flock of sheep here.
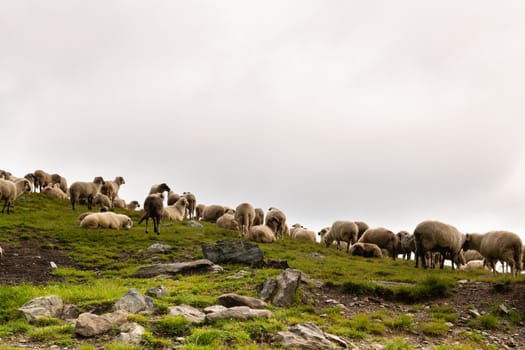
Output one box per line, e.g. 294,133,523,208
0,169,523,277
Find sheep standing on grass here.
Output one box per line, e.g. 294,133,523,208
396,231,415,260
182,192,197,219
462,231,523,277
162,197,188,221
246,225,276,243
322,221,359,253
355,221,369,240
216,213,240,230
138,193,164,234
100,176,125,205
33,169,53,192
0,178,32,214
235,203,256,235
69,177,105,210
51,173,68,194
265,207,289,239
358,227,399,259
79,212,133,230
413,220,466,270
201,204,226,223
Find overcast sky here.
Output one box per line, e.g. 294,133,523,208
2,1,525,240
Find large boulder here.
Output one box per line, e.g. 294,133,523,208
201,240,264,265
114,289,155,314
258,269,302,307
272,322,347,349
75,310,128,337
134,259,218,278
206,306,273,322
218,293,267,309
18,295,64,322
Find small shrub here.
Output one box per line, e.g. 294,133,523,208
151,315,191,337
384,314,414,332
417,320,449,336
478,314,499,330
105,343,142,350
385,337,414,350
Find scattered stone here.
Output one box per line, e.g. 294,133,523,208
203,305,228,314
61,304,80,320
18,295,64,323
272,322,345,349
271,268,302,307
201,240,264,266
114,289,155,314
117,322,145,344
257,278,278,301
146,242,172,254
206,306,273,322
134,259,217,278
499,304,510,315
300,273,324,288
168,304,206,323
210,264,224,273
468,309,481,318
75,310,128,337
218,293,267,309
146,285,169,298
50,261,57,269
185,220,204,228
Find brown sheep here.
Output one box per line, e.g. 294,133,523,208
69,176,105,210
51,173,68,194
149,183,171,195
246,225,276,243
463,231,523,277
182,192,197,219
201,204,226,223
265,207,288,239
253,207,264,226
358,227,399,260
216,213,240,230
235,202,256,235
167,191,181,206
355,221,369,240
322,221,359,253
195,203,206,220
138,193,164,234
0,178,32,214
33,169,53,192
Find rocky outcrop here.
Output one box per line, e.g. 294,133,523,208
134,259,220,278
114,288,155,314
272,322,347,349
201,240,264,265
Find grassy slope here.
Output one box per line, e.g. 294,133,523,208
0,193,522,349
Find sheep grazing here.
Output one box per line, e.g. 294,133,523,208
162,197,188,221
167,191,181,206
24,173,37,191
463,231,523,277
93,193,112,209
216,213,240,230
348,242,383,258
322,221,359,253
138,193,164,234
358,227,399,260
201,204,226,223
79,212,133,230
0,178,32,214
413,220,466,270
265,207,289,239
235,202,256,235
289,224,316,242
127,200,140,211
69,176,105,210
355,221,369,240
33,169,53,192
51,173,68,194
100,176,125,205
463,249,484,263
43,184,68,200
396,231,415,260
246,225,276,243
181,192,197,219
149,183,171,195
253,207,264,226
195,203,206,220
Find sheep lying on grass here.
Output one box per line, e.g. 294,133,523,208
79,212,133,230
127,200,140,211
358,227,399,260
322,221,358,253
216,213,240,230
93,193,112,209
162,197,188,221
43,184,69,200
0,178,32,214
348,242,383,258
290,224,316,242
246,225,276,243
463,231,523,277
201,204,226,223
138,193,164,234
459,260,489,271
69,176,105,210
414,220,465,270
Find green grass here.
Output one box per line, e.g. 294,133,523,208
0,193,523,348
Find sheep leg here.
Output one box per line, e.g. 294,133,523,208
1,199,9,214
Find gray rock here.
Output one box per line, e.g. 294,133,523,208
258,278,278,301
145,285,169,298
18,295,64,323
272,268,302,307
272,322,342,349
201,240,264,265
168,304,206,323
117,322,146,344
218,293,267,309
75,310,128,337
206,306,273,322
499,304,510,315
146,242,172,254
61,304,80,320
134,259,217,278
185,220,204,228
114,289,155,314
203,305,228,314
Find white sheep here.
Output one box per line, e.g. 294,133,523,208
79,212,133,230
322,221,359,253
235,202,256,235
162,197,188,221
69,176,105,210
0,178,32,214
93,193,112,209
246,224,276,243
201,204,226,223
216,213,240,230
348,242,383,258
459,259,489,271
100,176,125,204
265,207,289,239
358,227,400,260
182,192,197,219
127,200,140,211
195,203,206,220
463,249,484,262
463,231,523,277
414,220,466,270
149,183,171,195
42,183,69,200
138,193,164,234
253,207,264,226
112,197,127,209
289,224,316,242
